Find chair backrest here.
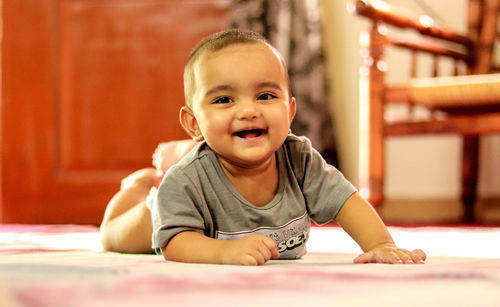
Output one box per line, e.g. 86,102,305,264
468,0,500,74
354,0,499,78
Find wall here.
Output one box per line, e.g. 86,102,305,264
320,0,500,199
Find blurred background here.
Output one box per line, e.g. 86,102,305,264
1,0,499,225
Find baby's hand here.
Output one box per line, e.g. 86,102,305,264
220,234,280,266
152,140,198,173
120,168,163,191
354,243,426,264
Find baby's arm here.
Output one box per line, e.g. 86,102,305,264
162,231,280,265
335,193,426,264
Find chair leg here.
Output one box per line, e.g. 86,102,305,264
360,23,386,210
366,74,385,209
368,130,384,208
461,135,479,223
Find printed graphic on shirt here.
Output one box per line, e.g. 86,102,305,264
215,212,310,259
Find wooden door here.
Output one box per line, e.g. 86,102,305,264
1,0,229,224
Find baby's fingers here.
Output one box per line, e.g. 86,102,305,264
353,251,377,263
397,248,426,264
355,244,427,264
240,254,259,266
262,236,280,259
396,250,415,264
410,249,426,263
250,250,267,266
388,248,426,264
355,250,403,264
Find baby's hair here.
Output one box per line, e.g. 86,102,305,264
188,29,270,62
183,29,290,107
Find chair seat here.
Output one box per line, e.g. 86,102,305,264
409,74,500,113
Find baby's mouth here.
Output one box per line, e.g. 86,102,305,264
234,129,265,139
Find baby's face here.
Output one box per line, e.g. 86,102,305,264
189,42,295,169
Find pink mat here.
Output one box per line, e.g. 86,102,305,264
1,224,499,306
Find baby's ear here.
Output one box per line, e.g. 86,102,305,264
289,97,296,125
180,106,203,141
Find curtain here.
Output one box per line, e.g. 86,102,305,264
229,0,339,167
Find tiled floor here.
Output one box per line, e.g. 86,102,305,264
380,198,500,225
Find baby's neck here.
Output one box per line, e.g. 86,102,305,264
218,155,279,207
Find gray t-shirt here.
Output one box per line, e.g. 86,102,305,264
151,134,356,259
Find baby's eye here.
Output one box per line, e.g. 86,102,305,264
258,93,276,100
213,96,233,104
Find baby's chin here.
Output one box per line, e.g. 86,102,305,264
217,149,279,170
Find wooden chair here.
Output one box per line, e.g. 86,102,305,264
352,0,500,222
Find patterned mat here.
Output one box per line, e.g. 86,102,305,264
1,224,499,306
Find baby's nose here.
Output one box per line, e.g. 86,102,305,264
236,100,261,119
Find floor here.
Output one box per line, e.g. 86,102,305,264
2,224,500,306
380,197,500,225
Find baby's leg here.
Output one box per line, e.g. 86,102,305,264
153,139,198,173
100,168,162,253
100,140,196,253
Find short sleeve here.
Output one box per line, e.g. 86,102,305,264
289,136,357,225
151,168,207,250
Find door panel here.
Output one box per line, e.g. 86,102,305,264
1,0,229,224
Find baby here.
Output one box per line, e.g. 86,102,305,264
101,29,426,265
